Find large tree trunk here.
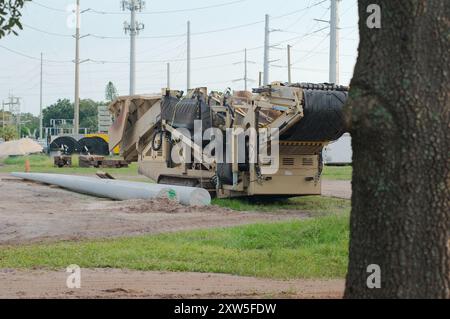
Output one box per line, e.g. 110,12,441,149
344,0,449,298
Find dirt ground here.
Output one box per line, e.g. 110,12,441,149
0,174,317,245
0,174,349,299
0,268,344,299
322,180,351,199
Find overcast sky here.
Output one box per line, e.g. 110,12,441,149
0,0,359,115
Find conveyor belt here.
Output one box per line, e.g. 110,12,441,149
282,89,348,142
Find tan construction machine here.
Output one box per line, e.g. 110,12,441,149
108,82,348,198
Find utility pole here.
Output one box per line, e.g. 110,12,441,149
166,63,170,89
233,49,255,91
287,45,292,84
72,1,89,136
74,0,80,135
4,95,20,137
39,52,43,139
258,72,262,87
244,49,248,91
17,98,21,138
187,20,191,91
314,0,340,84
329,0,339,84
123,0,145,96
263,14,270,85
130,2,136,95
1,100,4,130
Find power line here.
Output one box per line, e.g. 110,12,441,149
25,1,329,40
31,1,67,12
272,26,329,48
291,34,330,66
89,32,185,40
89,47,260,64
281,0,328,31
23,24,73,38
2,1,354,102
0,45,72,63
341,2,357,18
278,26,328,37
0,23,326,66
31,0,248,15
98,0,247,15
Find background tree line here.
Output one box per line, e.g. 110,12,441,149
42,98,104,133
1,99,105,140
0,82,119,140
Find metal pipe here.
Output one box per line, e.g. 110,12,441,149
11,173,211,206
110,179,212,207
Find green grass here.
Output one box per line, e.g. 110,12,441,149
0,155,350,279
213,196,350,215
0,154,139,177
0,214,349,279
1,155,352,181
322,165,352,180
2,154,50,165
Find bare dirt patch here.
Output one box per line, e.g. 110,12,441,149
321,180,351,199
0,268,344,299
0,174,309,245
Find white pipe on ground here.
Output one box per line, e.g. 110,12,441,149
104,178,212,207
11,173,211,206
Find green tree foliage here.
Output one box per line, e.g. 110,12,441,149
43,99,104,133
0,110,11,124
42,99,73,127
105,81,118,102
0,125,18,141
80,99,99,132
0,0,30,38
19,112,39,138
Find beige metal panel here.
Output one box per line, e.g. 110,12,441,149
249,174,321,195
122,101,161,154
108,100,130,151
138,160,214,184
279,143,325,155
279,155,318,169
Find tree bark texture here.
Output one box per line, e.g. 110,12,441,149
344,0,449,298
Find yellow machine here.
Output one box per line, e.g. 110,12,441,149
108,82,348,198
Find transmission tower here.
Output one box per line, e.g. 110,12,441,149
3,95,21,136
122,0,145,96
